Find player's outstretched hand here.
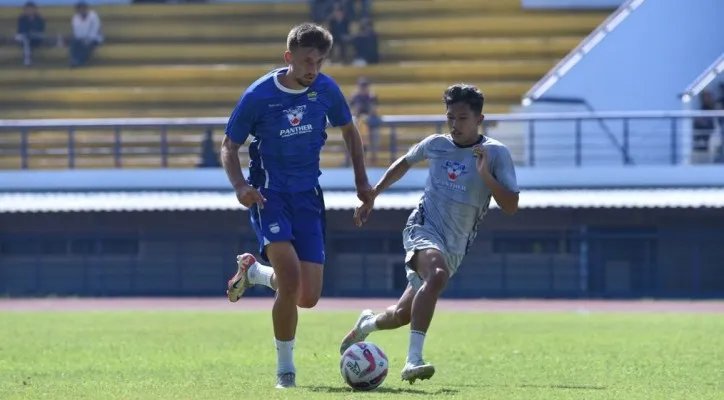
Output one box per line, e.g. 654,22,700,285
354,200,374,227
236,185,267,209
356,181,375,204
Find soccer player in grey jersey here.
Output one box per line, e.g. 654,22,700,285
339,84,520,384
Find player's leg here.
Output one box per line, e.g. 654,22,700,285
265,241,302,388
226,197,281,301
339,221,427,353
338,282,416,354
227,253,276,301
401,248,454,383
229,190,299,389
298,261,323,308
291,186,327,309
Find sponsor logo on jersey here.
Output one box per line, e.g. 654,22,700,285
285,105,306,127
280,105,314,137
443,160,468,181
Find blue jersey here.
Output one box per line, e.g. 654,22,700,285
225,67,353,193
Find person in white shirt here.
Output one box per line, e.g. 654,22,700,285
70,1,102,67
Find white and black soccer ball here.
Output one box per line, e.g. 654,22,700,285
340,342,389,391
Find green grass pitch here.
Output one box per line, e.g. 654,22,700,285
1,310,722,399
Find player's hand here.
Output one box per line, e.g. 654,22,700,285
473,145,490,176
235,185,266,209
355,181,375,204
354,199,374,227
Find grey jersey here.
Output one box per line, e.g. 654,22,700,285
404,134,519,255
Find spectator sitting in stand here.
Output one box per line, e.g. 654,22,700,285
70,1,103,68
310,0,333,24
352,17,379,66
15,1,45,67
197,129,221,168
349,77,382,160
343,0,372,21
327,1,351,64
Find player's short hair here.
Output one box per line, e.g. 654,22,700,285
443,84,485,115
287,23,334,55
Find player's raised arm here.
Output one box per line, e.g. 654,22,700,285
221,91,266,209
474,144,519,215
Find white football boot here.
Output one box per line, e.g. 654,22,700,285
401,360,435,384
339,309,375,355
226,253,256,302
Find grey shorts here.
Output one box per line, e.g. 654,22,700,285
402,224,464,291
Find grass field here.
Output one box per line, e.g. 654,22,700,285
1,307,723,399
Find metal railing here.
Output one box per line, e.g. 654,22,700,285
680,53,724,103
1,109,724,169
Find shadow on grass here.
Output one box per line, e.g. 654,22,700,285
450,383,607,391
522,383,606,391
305,385,459,395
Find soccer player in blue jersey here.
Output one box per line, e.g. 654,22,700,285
220,23,373,389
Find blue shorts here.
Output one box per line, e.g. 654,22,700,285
249,185,326,264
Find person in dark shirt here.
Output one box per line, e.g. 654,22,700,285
15,1,45,67
327,1,351,63
309,0,333,23
342,0,372,21
196,129,221,168
352,17,379,65
349,77,379,117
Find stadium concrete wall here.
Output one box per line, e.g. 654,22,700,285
1,208,723,299
0,0,301,6
527,0,724,112
521,0,622,9
4,165,724,192
521,0,724,167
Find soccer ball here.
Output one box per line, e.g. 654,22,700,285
340,342,389,391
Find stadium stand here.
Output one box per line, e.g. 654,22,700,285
0,0,610,169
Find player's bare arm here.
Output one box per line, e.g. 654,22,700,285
220,136,266,209
354,156,412,226
339,121,374,203
474,145,518,215
373,155,411,196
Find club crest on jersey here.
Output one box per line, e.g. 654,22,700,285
284,105,306,127
443,160,468,181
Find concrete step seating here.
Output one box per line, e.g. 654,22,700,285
0,81,532,108
0,0,611,170
0,36,582,66
0,60,553,87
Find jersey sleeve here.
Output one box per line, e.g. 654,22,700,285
492,145,520,193
326,81,353,127
404,135,435,165
225,90,259,145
